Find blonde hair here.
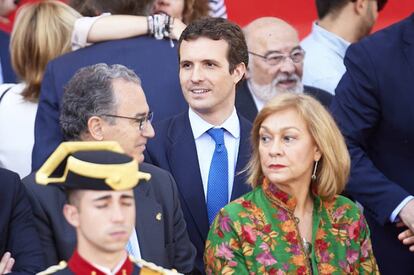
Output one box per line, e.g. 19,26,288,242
247,93,350,200
11,0,81,101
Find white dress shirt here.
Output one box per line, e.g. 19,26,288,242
188,107,240,201
301,22,350,95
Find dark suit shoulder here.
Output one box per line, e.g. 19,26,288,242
303,85,333,108
138,162,176,200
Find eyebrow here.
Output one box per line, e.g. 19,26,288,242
93,195,112,202
265,46,302,55
260,125,302,132
92,194,134,202
120,194,134,200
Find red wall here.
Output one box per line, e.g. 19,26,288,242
225,0,414,38
2,0,413,36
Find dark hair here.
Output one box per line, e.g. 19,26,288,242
316,0,387,19
315,0,349,19
60,63,141,141
178,17,248,73
69,0,154,16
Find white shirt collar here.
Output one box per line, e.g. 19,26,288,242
188,107,240,139
312,21,351,59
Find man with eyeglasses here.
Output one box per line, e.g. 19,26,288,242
236,17,333,122
22,63,196,273
301,0,387,94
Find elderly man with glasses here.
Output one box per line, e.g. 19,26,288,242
236,17,332,123
22,63,196,274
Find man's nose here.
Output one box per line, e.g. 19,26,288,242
141,121,155,138
279,57,296,74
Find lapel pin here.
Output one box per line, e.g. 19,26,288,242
156,213,162,221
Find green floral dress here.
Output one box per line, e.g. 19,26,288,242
205,180,379,275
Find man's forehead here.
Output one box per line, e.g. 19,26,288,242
180,37,229,58
83,190,134,200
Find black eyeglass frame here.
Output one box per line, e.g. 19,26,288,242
101,111,153,131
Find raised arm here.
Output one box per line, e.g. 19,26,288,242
73,14,186,50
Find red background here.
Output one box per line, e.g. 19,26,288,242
1,0,413,37
226,0,414,38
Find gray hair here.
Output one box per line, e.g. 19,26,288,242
60,63,141,141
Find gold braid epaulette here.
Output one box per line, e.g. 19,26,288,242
36,261,67,275
129,256,182,275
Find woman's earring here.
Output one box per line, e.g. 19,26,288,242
311,160,319,181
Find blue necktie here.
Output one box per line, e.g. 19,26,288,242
206,128,229,225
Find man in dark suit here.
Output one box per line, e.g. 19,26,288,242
331,14,414,275
0,168,44,274
31,0,188,171
145,18,252,274
0,30,16,84
236,17,332,122
23,64,195,273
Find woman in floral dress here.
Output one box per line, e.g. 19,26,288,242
205,93,379,274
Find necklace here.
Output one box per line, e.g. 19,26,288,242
295,216,312,257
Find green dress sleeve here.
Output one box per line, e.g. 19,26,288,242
204,208,250,275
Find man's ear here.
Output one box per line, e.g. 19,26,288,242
63,204,80,228
353,0,367,15
87,116,105,141
232,62,247,85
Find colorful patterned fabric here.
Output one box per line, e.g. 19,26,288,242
205,179,379,274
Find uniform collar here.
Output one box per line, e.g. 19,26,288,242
68,250,133,275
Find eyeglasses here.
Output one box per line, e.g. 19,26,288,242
102,111,153,131
248,47,305,66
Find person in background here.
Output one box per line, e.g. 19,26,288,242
236,17,332,122
36,141,178,275
205,93,379,274
331,13,414,274
153,0,210,24
301,0,387,94
0,168,44,274
31,0,192,171
0,0,185,177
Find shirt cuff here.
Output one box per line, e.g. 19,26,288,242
390,195,414,223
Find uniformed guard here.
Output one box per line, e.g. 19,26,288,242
36,141,180,275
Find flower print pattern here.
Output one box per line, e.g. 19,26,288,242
205,178,379,274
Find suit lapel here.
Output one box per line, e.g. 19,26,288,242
166,113,210,240
236,80,259,122
231,116,252,200
134,179,164,263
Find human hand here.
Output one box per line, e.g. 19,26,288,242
399,199,414,232
397,225,414,252
0,252,15,274
170,18,186,40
